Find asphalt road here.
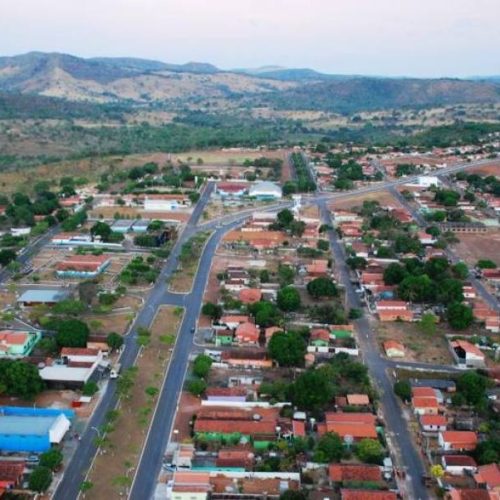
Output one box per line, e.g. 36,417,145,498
319,200,428,500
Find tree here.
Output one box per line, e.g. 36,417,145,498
417,313,438,335
268,331,306,367
52,299,86,316
383,263,407,285
39,448,63,471
277,209,294,227
91,221,112,242
201,302,222,320
289,368,335,411
356,438,384,464
289,220,306,237
187,378,207,396
51,319,90,347
346,256,367,270
249,301,281,327
28,466,52,492
107,332,124,351
447,302,473,330
398,275,435,303
317,239,329,251
477,259,497,269
314,432,344,463
475,439,500,465
0,249,16,267
424,257,450,280
394,380,411,402
0,359,44,399
277,286,301,312
82,381,99,396
280,491,307,500
259,269,270,283
457,371,489,406
278,264,295,286
192,354,213,378
437,279,464,304
307,277,338,299
78,280,98,306
451,262,468,280
348,308,363,319
431,464,444,479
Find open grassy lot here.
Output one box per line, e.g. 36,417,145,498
86,305,183,498
170,148,283,165
376,321,454,365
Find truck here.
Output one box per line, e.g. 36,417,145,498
110,363,121,379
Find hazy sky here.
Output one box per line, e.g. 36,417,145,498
2,0,500,77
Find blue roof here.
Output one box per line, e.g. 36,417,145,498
0,416,58,436
18,289,69,303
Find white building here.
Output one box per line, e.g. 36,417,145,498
248,181,282,200
144,194,191,211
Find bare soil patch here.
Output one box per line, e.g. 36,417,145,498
328,190,398,210
453,232,500,266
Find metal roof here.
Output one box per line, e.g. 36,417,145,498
0,416,57,436
18,289,69,303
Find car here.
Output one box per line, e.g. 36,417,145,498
190,327,195,333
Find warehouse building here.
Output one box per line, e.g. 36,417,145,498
248,181,282,201
0,407,73,453
56,254,111,278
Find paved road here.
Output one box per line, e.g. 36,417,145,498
389,186,499,312
318,200,428,500
0,224,60,284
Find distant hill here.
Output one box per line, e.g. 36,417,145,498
257,77,500,113
0,52,499,112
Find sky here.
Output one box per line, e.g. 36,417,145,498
1,0,500,77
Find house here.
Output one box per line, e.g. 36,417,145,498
329,464,382,484
39,358,102,388
264,326,283,345
219,315,251,330
61,347,103,364
340,490,397,500
420,414,447,432
412,386,443,403
238,288,262,304
445,489,494,500
235,322,260,345
52,232,93,246
418,231,437,245
214,329,233,347
439,431,478,451
216,182,248,198
221,350,273,369
347,394,370,406
441,455,477,475
248,181,282,200
351,241,370,259
0,329,41,357
412,396,439,415
0,459,26,489
376,300,408,311
292,420,306,437
310,328,330,347
17,288,70,307
56,254,111,278
451,340,486,368
173,443,195,469
170,471,211,500
216,448,254,469
322,412,377,440
206,387,247,403
383,340,405,358
463,286,476,300
306,259,330,278
144,194,191,211
475,463,500,493
378,309,414,322
0,407,73,452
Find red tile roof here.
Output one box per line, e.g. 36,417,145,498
412,387,436,398
420,415,447,427
194,419,276,437
326,423,377,439
329,464,381,482
443,455,477,467
325,412,376,425
441,431,478,447
238,288,262,304
475,463,500,489
341,490,397,500
235,322,259,343
412,396,438,409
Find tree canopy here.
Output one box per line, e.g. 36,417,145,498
268,331,306,367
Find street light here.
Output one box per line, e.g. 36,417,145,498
91,426,102,439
